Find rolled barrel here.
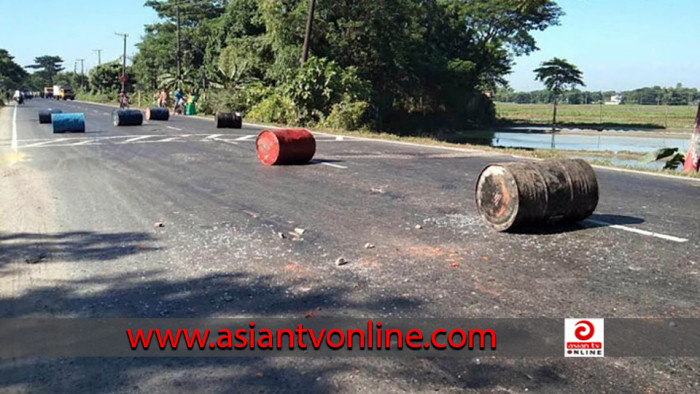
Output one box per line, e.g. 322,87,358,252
256,129,316,166
145,107,170,121
215,112,242,129
475,159,599,231
51,113,85,133
39,108,62,124
113,109,144,126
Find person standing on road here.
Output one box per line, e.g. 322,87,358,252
157,89,168,108
185,90,198,116
173,88,184,115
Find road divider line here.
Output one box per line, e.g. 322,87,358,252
203,134,222,140
70,140,94,146
157,137,182,142
11,105,17,152
234,135,257,141
23,138,70,148
167,126,183,131
121,136,154,144
320,162,348,169
585,219,688,243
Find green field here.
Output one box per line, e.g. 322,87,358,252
496,102,698,130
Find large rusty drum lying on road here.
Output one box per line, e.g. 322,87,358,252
256,129,316,165
475,159,599,231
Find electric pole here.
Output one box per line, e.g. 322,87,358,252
115,33,128,92
93,49,102,66
301,0,316,63
76,58,85,90
177,1,181,89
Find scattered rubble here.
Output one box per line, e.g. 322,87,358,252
415,224,423,230
154,222,165,228
294,228,305,236
25,253,47,264
335,257,348,266
364,243,375,249
277,232,286,239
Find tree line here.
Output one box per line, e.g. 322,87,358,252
496,83,700,106
5,1,565,131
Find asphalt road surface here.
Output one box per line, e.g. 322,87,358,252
0,99,698,393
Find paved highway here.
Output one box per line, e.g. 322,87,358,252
1,99,698,392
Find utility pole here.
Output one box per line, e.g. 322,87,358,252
76,58,85,90
177,1,181,89
300,0,316,63
93,49,102,66
115,33,128,92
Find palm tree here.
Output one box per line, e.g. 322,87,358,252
534,58,585,131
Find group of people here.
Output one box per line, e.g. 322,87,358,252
155,88,198,115
116,88,199,115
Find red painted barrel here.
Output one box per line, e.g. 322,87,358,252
256,129,316,165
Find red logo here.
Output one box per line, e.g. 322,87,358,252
574,320,595,341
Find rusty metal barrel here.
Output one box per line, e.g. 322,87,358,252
215,111,242,128
113,109,144,126
256,129,316,165
475,159,599,231
39,108,62,124
145,107,170,121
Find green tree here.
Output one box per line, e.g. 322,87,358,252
26,55,64,85
534,57,585,129
0,49,28,91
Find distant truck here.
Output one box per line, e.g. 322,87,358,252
44,87,54,99
53,85,75,100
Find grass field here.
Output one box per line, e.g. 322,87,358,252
496,102,698,130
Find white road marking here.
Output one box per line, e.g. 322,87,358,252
585,219,688,243
234,135,257,141
320,162,348,169
70,140,94,146
203,134,222,140
156,136,185,142
11,105,18,152
167,126,183,131
336,136,344,141
23,138,70,148
121,135,154,143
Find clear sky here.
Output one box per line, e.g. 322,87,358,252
0,1,697,92
0,0,158,72
509,0,698,92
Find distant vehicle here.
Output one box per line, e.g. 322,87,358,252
44,87,54,99
53,85,75,100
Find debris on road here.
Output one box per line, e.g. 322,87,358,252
370,185,389,194
154,222,165,228
294,228,306,236
364,243,375,249
277,232,286,239
25,253,47,264
415,224,423,230
335,257,348,266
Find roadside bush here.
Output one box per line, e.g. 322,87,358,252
322,100,370,131
76,91,115,103
247,94,297,124
282,57,371,123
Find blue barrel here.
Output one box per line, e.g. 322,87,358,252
52,113,85,133
113,109,144,126
145,107,169,121
39,109,62,124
